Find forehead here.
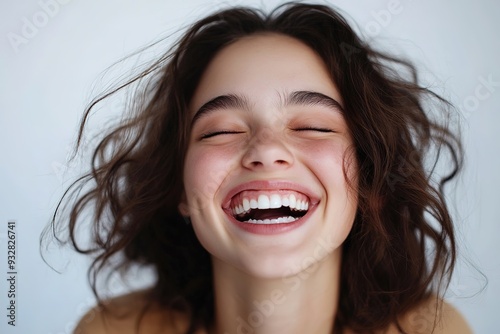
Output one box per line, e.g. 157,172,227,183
190,33,341,112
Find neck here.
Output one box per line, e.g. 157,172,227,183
210,252,341,334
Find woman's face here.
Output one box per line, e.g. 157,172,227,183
181,33,358,279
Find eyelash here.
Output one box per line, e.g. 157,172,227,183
294,127,335,133
200,130,245,139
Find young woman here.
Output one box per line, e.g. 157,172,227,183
50,2,472,333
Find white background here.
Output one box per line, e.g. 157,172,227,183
1,0,499,333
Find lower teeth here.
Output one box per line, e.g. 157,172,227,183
244,216,298,224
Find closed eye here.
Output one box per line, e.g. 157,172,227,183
294,127,335,133
200,130,245,139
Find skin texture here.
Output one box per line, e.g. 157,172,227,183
73,34,473,334
180,33,358,333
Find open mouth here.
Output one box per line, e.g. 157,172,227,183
229,191,310,224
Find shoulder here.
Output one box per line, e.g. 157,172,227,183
396,296,473,334
72,289,191,334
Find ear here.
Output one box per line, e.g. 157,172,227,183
178,191,190,217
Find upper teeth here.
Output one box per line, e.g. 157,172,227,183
232,194,309,216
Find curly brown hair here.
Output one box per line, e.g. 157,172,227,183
45,2,463,333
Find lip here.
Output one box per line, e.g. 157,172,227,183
221,180,320,235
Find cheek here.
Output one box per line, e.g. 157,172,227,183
299,139,351,180
183,146,238,209
301,139,358,227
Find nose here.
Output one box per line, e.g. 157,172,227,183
241,128,294,171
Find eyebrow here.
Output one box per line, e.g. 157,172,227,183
191,94,249,127
287,90,344,113
191,90,344,127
